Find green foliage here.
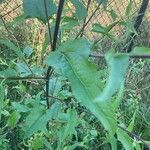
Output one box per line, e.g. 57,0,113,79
71,0,87,21
0,83,4,120
0,39,24,58
0,0,150,149
23,0,57,23
7,111,21,128
45,38,129,143
95,52,129,102
131,47,150,55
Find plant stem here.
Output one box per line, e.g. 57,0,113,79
45,0,65,109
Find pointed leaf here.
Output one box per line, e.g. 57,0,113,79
12,102,30,112
45,38,117,135
0,39,24,58
131,47,150,56
0,69,18,78
117,127,133,150
95,52,129,102
24,102,61,138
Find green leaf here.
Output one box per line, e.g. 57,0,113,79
117,127,133,150
31,66,44,76
127,111,136,132
12,102,30,112
16,63,31,77
106,133,117,150
71,0,87,21
131,47,150,55
24,102,61,138
62,17,79,31
107,9,118,21
92,21,119,36
95,52,129,102
0,39,24,58
45,38,117,136
23,0,57,23
92,24,106,34
96,0,108,6
58,109,78,144
23,46,33,57
125,0,132,16
0,69,18,78
7,111,21,128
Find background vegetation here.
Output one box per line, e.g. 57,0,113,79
0,0,150,149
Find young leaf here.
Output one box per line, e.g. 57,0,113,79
7,111,21,128
23,0,57,23
95,52,129,102
70,0,87,21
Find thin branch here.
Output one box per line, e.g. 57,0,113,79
90,54,150,59
46,95,63,101
125,0,149,52
75,2,102,39
44,0,53,49
0,77,46,81
80,0,91,37
118,125,150,149
45,0,65,109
